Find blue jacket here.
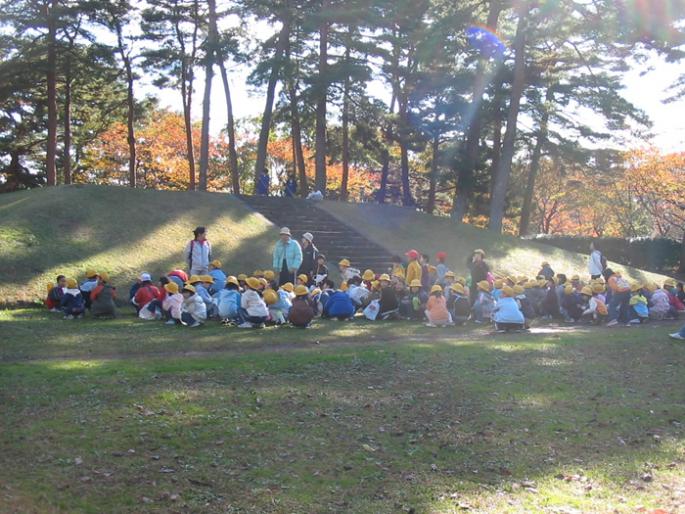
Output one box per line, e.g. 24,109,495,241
272,239,303,271
323,291,355,319
273,290,293,314
213,289,241,319
61,289,85,313
195,284,213,306
493,297,525,324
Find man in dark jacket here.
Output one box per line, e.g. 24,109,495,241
298,232,318,280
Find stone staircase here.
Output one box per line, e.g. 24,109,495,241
240,195,395,274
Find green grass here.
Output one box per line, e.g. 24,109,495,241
2,309,685,513
0,185,276,306
320,201,672,284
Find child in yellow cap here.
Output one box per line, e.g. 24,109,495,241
61,278,86,319
425,285,451,327
472,280,494,323
46,275,67,312
400,279,426,320
208,259,226,294
238,277,269,328
447,283,470,325
80,269,99,310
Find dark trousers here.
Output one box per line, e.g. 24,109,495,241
279,259,295,286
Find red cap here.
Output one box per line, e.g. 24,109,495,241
436,251,447,261
405,249,419,260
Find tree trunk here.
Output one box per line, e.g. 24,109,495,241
398,95,414,207
426,135,439,214
341,60,350,200
314,7,329,194
519,85,554,236
115,21,137,188
199,0,218,191
378,149,389,204
254,21,290,185
679,230,685,273
451,0,502,220
218,61,240,194
46,0,58,187
489,81,503,196
285,36,307,197
63,62,72,185
489,9,527,233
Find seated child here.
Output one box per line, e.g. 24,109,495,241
425,285,452,327
580,285,607,324
493,286,526,332
297,273,310,289
447,283,470,325
400,279,426,320
472,280,495,323
238,277,269,328
208,260,227,294
80,269,99,310
491,279,504,302
263,288,284,324
180,284,207,327
90,272,117,319
132,273,161,314
212,276,242,322
162,282,184,325
539,277,560,319
338,259,361,282
289,285,316,327
648,284,674,320
322,285,356,321
347,276,371,309
378,274,399,320
61,278,86,319
628,283,649,324
664,279,685,313
264,270,277,290
514,285,535,328
561,285,584,322
46,275,67,312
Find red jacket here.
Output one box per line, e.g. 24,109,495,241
134,284,160,306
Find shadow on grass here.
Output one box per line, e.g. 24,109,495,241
2,334,684,512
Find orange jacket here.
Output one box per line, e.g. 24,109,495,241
91,284,118,301
608,274,629,293
426,295,450,322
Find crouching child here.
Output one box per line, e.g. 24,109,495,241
61,278,86,319
180,284,207,327
289,285,315,328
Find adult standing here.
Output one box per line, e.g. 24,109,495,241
284,174,297,198
468,249,490,305
184,226,212,276
272,227,303,286
588,241,606,280
298,232,318,280
256,169,270,196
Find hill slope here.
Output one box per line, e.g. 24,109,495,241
320,201,671,284
0,185,276,305
0,186,672,305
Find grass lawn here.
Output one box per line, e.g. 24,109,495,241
2,309,685,513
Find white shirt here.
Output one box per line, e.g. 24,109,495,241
588,250,604,276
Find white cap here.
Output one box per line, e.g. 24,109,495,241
279,227,291,236
302,232,314,242
140,272,152,282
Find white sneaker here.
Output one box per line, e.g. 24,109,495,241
63,315,74,320
49,308,61,313
669,332,685,340
189,321,201,328
165,320,176,325
238,322,254,329
425,322,436,328
628,319,641,325
606,320,619,327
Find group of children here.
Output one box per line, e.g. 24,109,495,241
45,250,685,333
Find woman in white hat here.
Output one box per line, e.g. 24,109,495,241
272,227,303,286
298,232,319,281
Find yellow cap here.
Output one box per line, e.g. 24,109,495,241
210,259,222,268
450,283,465,295
99,272,110,282
253,270,264,277
525,280,536,289
189,275,202,284
298,274,309,284
258,278,269,288
581,286,593,296
237,274,247,281
494,279,504,289
664,278,676,287
541,261,549,267
410,279,421,288
264,270,275,280
294,285,309,297
513,285,525,295
564,285,574,295
165,282,179,294
630,283,643,292
245,277,260,289
502,286,514,297
571,274,580,281
393,269,405,279
340,281,349,291
226,276,240,287
592,284,606,294
263,289,278,305
379,274,390,282
427,265,437,273
473,249,485,257
66,278,78,289
200,275,214,283
281,282,294,293
339,259,351,267
445,271,455,279
311,288,321,296
85,269,98,279
183,284,196,294
455,276,466,285
371,280,380,290
362,269,375,281
430,284,443,294
477,280,491,292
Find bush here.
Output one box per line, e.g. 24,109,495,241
526,235,681,272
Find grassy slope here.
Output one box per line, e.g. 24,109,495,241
1,310,684,513
0,185,277,305
320,201,671,284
